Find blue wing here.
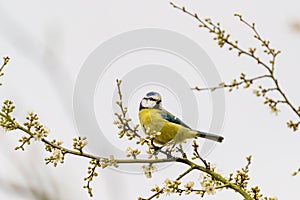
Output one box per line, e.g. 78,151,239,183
159,109,191,129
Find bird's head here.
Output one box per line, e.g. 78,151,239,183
139,91,162,110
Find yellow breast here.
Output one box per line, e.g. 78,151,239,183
138,109,184,145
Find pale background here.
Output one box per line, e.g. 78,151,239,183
0,0,300,199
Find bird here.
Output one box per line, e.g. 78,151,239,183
138,91,224,146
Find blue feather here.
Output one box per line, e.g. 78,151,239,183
159,110,190,129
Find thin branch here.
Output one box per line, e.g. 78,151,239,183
170,2,300,130
0,57,10,86
0,57,10,72
170,2,274,74
177,158,254,200
115,79,142,139
142,167,194,200
15,136,33,151
193,74,271,92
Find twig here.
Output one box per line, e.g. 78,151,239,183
170,2,300,131
0,57,10,86
142,167,194,200
192,141,209,168
193,74,271,92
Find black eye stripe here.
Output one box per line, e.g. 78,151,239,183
144,97,158,101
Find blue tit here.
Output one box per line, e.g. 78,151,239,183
139,91,224,145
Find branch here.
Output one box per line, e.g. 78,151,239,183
0,79,276,199
170,2,300,132
0,56,10,86
0,99,262,200
141,157,255,200
193,74,271,92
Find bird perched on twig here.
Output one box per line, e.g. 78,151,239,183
139,92,224,146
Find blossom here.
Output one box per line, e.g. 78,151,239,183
142,164,156,178
184,181,195,194
205,185,216,195
163,178,180,194
73,136,88,151
49,149,64,167
126,147,140,159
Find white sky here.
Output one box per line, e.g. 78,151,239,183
0,0,300,199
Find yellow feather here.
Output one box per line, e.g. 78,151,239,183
139,109,197,145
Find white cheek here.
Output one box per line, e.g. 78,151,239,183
142,100,156,108
141,99,149,107
149,101,156,108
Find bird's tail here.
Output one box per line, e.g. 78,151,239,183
195,130,224,143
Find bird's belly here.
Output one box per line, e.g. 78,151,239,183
139,110,165,134
154,123,180,144
139,109,189,145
